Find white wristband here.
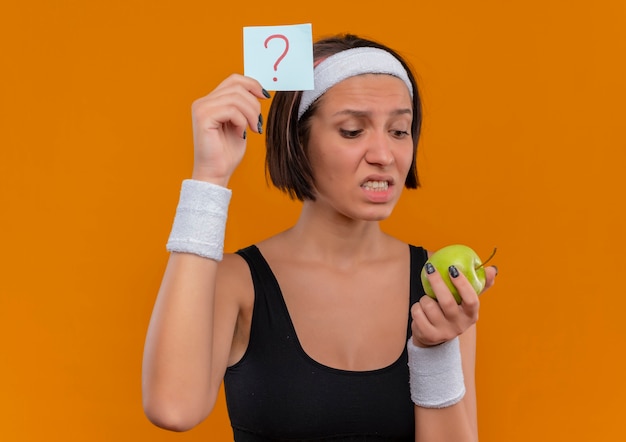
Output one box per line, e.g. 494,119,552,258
407,337,466,408
166,179,232,261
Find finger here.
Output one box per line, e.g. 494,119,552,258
219,74,271,100
423,265,458,307
448,268,479,303
410,302,442,346
481,265,498,293
221,85,263,134
412,298,462,345
208,81,263,113
447,268,480,321
193,90,261,136
416,295,441,321
194,76,267,132
424,265,465,320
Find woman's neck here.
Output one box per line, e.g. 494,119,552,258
275,201,393,269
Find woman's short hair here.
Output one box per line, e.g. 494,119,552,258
265,34,422,201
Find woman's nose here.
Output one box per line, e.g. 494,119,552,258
365,134,394,167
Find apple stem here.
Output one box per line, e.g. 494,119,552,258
476,247,497,270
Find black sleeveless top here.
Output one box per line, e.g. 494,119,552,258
224,245,428,441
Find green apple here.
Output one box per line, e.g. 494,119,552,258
420,244,496,304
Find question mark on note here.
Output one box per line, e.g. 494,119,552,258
264,34,289,82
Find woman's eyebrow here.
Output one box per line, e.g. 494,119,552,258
331,108,412,118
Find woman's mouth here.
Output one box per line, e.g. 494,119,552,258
361,180,389,191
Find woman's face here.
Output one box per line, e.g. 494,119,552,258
306,73,414,221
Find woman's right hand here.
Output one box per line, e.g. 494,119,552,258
190,74,269,186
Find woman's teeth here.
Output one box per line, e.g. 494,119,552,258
362,180,389,191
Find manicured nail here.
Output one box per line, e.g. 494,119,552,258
257,114,263,134
262,88,271,98
449,265,459,278
242,130,247,140
425,263,435,274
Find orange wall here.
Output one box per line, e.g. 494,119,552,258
2,1,625,440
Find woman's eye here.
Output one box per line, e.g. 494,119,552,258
391,130,410,138
340,129,362,138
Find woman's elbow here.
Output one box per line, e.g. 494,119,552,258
142,394,211,432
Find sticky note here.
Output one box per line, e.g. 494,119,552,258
243,23,314,91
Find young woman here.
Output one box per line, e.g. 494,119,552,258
142,34,497,441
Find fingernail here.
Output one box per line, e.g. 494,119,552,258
257,114,263,134
425,263,435,274
449,265,459,278
242,130,247,140
262,88,271,98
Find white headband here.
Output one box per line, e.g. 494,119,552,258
298,47,414,120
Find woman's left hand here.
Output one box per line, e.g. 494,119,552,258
410,266,497,347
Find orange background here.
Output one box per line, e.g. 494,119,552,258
2,1,625,440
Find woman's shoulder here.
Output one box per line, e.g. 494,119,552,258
216,251,255,298
381,233,428,256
